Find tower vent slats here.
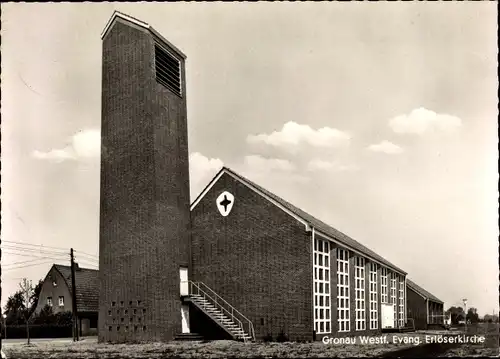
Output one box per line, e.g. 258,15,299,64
154,44,181,96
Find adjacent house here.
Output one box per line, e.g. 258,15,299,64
406,279,444,330
35,263,99,336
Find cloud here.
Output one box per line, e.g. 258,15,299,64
189,152,224,197
32,148,76,162
247,121,350,149
243,155,296,172
307,159,359,172
238,155,309,183
389,108,462,135
368,140,404,154
189,152,224,180
32,129,100,162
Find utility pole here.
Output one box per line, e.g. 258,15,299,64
462,298,467,333
70,248,79,341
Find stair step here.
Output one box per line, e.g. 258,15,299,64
188,288,254,342
174,333,204,341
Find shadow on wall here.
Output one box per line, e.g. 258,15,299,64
188,305,232,340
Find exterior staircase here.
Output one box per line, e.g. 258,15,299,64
381,319,415,333
183,281,255,342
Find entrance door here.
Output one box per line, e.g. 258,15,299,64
180,267,189,296
381,304,395,329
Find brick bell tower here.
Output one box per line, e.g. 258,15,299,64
98,12,191,342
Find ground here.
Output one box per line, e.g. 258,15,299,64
2,335,421,359
2,324,498,358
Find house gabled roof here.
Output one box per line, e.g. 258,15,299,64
101,11,186,59
53,264,99,313
407,279,443,304
191,166,407,276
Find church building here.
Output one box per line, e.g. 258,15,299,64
98,11,410,343
189,167,407,342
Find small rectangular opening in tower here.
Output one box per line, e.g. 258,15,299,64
155,44,181,96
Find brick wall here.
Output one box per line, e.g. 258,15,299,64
329,242,338,334
406,287,427,330
191,172,313,341
99,18,190,343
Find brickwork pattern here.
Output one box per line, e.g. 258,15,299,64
191,173,313,342
99,19,190,343
406,286,427,330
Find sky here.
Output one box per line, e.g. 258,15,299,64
1,3,498,316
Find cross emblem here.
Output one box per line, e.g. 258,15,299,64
216,191,234,217
220,195,232,211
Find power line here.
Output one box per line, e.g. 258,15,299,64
74,250,98,258
2,242,98,259
3,261,55,272
1,245,68,256
3,257,65,268
74,255,98,263
2,250,69,261
1,240,68,251
2,248,69,257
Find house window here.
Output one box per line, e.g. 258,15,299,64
337,248,350,332
398,277,405,328
390,273,397,327
58,296,64,307
313,238,331,334
381,267,388,303
47,297,53,307
354,257,366,331
369,262,378,330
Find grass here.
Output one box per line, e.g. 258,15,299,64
2,334,421,359
438,322,500,357
3,326,498,358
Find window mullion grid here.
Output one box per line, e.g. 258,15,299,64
314,238,331,334
336,248,350,332
398,277,404,328
381,267,388,304
390,273,397,327
369,263,378,330
355,257,365,331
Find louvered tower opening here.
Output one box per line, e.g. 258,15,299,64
155,44,181,96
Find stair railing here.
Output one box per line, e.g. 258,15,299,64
188,281,255,342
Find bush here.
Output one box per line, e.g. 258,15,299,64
2,324,72,339
262,333,273,342
276,329,289,342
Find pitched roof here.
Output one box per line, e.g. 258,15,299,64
407,279,443,304
54,264,99,313
191,167,407,275
101,11,186,59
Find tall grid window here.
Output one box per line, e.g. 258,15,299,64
390,273,397,327
337,248,350,332
380,267,389,303
398,277,405,328
381,267,388,303
314,238,331,334
354,257,366,331
369,262,378,330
